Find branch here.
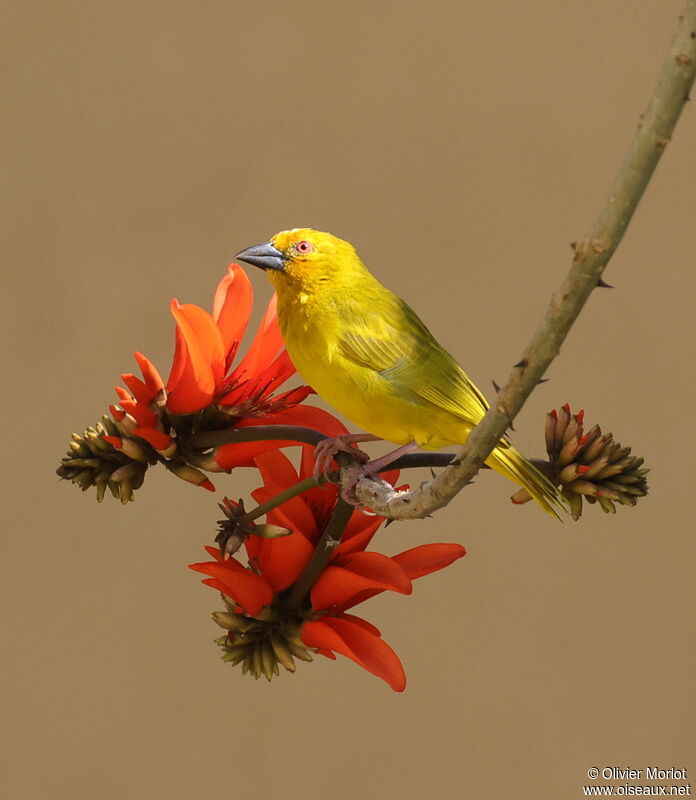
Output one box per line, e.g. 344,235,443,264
284,499,354,609
346,3,696,519
236,450,457,524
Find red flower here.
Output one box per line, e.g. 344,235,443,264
189,448,466,690
107,265,347,490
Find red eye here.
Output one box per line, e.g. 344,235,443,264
295,240,313,254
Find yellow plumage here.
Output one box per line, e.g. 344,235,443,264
237,228,562,517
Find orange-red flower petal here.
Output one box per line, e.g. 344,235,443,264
244,530,315,594
166,323,217,414
212,265,253,362
120,374,154,406
301,616,406,692
118,398,157,428
253,448,300,490
114,386,132,403
271,405,349,438
172,301,226,381
132,427,172,451
336,513,387,557
189,557,273,616
250,486,318,541
226,294,283,387
392,543,467,579
166,302,225,413
339,612,382,638
333,544,467,611
310,551,412,612
134,351,164,397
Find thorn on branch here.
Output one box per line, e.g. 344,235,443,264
514,359,529,369
491,379,501,394
573,239,590,261
597,277,614,288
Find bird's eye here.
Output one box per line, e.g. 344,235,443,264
295,240,314,254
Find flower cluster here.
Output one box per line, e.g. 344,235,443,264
56,415,153,503
190,448,466,690
57,265,344,501
544,405,649,520
57,264,650,692
510,405,649,519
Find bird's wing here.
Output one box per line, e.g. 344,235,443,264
337,296,491,426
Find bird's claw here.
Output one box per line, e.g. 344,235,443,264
313,436,370,479
339,463,379,506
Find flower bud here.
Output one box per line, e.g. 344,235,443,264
167,463,215,491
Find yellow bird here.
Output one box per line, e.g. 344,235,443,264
236,228,562,516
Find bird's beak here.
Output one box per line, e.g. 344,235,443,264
234,241,285,272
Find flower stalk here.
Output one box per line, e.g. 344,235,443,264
284,498,354,609
241,475,330,524
187,424,327,450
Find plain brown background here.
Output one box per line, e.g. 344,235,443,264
3,1,695,798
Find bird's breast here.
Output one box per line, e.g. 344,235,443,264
277,307,455,448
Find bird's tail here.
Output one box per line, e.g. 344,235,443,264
486,444,564,519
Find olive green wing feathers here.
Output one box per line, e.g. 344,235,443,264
336,296,490,426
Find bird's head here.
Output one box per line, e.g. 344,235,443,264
235,228,366,294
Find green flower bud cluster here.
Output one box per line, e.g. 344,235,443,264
56,416,152,503
212,596,313,682
56,410,222,502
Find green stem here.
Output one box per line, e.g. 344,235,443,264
284,499,354,610
242,475,329,523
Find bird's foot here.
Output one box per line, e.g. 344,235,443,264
338,440,421,506
339,462,382,505
312,434,378,478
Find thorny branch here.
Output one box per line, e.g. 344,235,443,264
343,3,696,520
